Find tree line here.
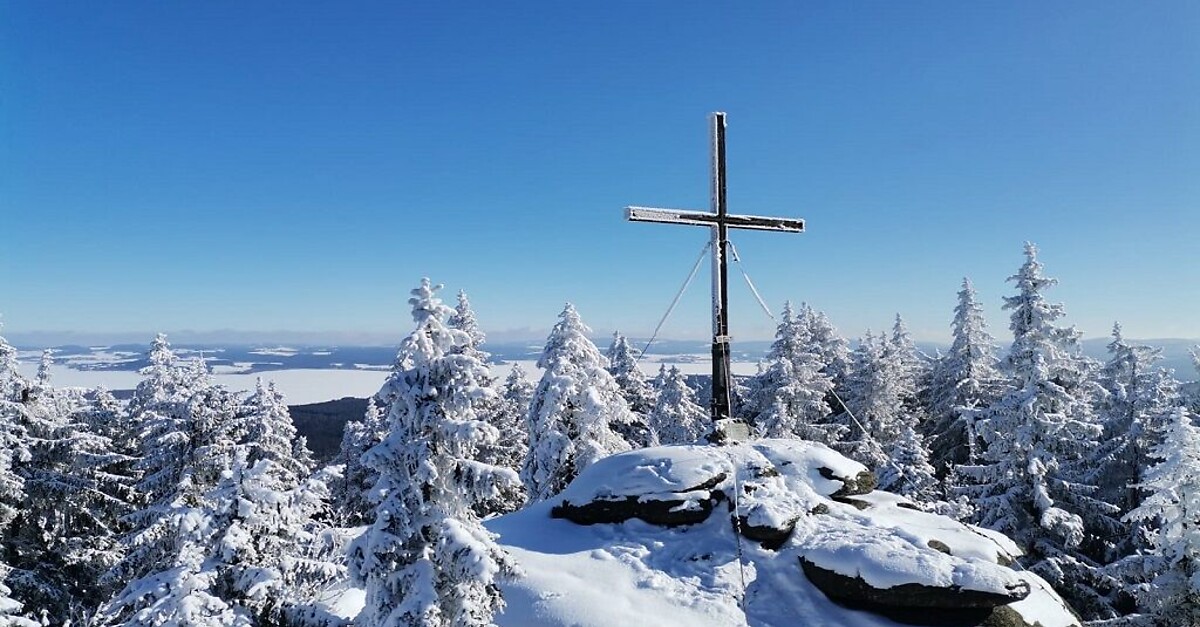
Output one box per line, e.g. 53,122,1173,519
0,242,1197,625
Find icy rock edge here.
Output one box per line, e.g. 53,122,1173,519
548,439,1081,627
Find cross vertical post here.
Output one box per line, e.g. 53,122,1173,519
625,112,805,438
710,112,733,422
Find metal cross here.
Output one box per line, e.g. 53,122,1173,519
626,112,805,433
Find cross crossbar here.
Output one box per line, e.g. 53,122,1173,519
626,206,805,233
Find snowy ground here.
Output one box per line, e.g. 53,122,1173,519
325,442,1079,627
18,358,758,406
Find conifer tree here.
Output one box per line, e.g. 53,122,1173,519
1091,325,1179,516
349,279,518,626
329,397,389,527
839,330,919,470
0,385,32,627
649,366,707,445
606,332,656,416
0,576,36,627
800,304,851,387
838,332,892,468
7,387,135,621
749,302,840,443
879,426,940,503
486,365,533,473
927,278,1004,473
1123,407,1200,624
522,303,632,501
448,290,488,363
0,325,26,403
239,378,314,485
960,243,1116,619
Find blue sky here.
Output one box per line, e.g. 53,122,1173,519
2,2,1197,344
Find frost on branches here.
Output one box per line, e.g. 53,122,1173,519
521,303,633,502
1123,407,1200,624
926,278,1003,473
648,365,707,445
606,332,657,417
746,302,841,444
99,337,338,626
330,397,389,527
958,243,1116,619
348,279,518,627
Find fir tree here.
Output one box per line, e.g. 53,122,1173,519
749,302,840,443
239,378,314,485
879,426,940,504
6,387,135,621
606,332,657,416
648,366,707,445
1123,407,1200,624
349,279,518,626
329,397,389,527
522,303,632,502
959,243,1116,619
800,304,851,388
0,325,26,403
926,278,1004,473
448,290,488,363
1091,325,1179,519
482,365,533,477
838,332,890,468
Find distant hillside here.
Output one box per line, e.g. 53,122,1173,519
289,397,369,463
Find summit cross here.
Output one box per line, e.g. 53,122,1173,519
625,112,805,435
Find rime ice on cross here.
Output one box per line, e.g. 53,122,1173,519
626,112,805,440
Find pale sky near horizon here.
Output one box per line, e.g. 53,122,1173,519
2,2,1197,344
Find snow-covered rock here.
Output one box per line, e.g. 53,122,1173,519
493,440,1080,627
318,440,1079,626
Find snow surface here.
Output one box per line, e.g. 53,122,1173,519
18,364,387,405
322,441,1079,626
17,355,756,406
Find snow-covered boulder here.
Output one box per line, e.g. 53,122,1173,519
550,445,728,527
488,440,1080,627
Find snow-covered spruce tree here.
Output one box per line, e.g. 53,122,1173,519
840,330,918,464
0,402,33,627
448,289,488,364
1090,325,1180,523
5,386,136,621
329,397,389,527
0,576,36,627
103,372,339,624
926,278,1004,474
0,325,27,403
467,365,532,516
748,302,841,443
214,452,342,623
879,425,940,504
837,332,892,469
492,364,533,468
98,382,239,610
799,304,852,389
649,365,707,445
1122,407,1200,624
889,314,927,402
238,378,314,485
959,243,1117,619
606,332,657,417
348,279,518,627
1187,346,1200,415
522,304,634,502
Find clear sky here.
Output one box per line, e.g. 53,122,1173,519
2,2,1197,345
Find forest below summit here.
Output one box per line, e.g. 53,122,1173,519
0,241,1198,626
